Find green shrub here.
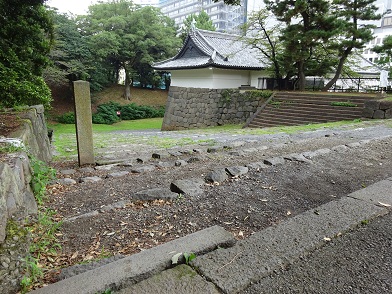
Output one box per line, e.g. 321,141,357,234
56,112,75,124
90,101,165,124
242,90,273,100
92,102,121,124
120,103,146,120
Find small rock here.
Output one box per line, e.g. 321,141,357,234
170,178,205,196
331,145,348,152
95,164,118,171
192,148,203,154
283,153,312,163
131,165,155,173
264,157,285,166
155,161,175,168
247,162,269,169
136,156,150,163
207,147,220,153
2,262,9,269
168,150,182,157
187,157,200,163
152,152,170,159
134,188,178,201
346,142,361,148
205,169,228,183
58,178,77,185
79,176,102,183
106,171,129,178
59,169,76,175
79,167,95,173
175,160,188,167
180,150,192,155
226,166,249,177
112,201,128,209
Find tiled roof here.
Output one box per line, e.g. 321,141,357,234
153,29,265,70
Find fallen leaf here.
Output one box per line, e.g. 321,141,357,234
171,252,182,265
106,232,115,236
378,201,391,207
70,251,79,259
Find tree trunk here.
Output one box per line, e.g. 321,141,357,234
322,49,352,91
124,70,131,100
298,60,306,91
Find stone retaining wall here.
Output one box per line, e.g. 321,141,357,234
161,87,268,131
363,99,392,119
0,105,52,293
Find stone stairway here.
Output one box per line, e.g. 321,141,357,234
247,92,378,128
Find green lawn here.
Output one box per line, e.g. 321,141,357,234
49,118,392,160
49,117,163,134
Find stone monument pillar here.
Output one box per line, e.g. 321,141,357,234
73,80,95,166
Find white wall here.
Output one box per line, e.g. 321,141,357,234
170,68,266,89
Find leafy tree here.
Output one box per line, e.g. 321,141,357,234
180,10,216,42
322,0,380,91
264,0,339,91
44,10,92,88
241,9,286,79
373,35,392,72
79,0,181,99
0,0,53,108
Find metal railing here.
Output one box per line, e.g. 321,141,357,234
257,77,392,93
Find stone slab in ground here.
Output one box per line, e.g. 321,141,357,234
116,265,220,294
134,188,178,201
30,226,235,294
170,178,205,196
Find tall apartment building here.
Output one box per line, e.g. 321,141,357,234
134,0,159,7
158,0,248,34
362,0,392,63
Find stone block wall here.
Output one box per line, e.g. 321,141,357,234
363,100,392,119
161,87,267,131
1,105,52,293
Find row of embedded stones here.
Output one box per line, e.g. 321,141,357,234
58,138,382,223
363,99,392,119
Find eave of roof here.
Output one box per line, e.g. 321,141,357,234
152,29,265,71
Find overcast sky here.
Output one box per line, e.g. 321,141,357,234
47,0,389,17
47,0,97,15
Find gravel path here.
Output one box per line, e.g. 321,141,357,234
45,120,392,286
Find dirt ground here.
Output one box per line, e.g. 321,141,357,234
43,123,392,284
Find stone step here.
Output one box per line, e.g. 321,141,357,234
264,104,363,115
246,92,371,129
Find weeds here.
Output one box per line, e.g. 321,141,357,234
330,101,358,107
20,156,61,292
29,155,56,205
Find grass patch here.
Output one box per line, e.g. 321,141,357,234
330,101,358,107
49,118,163,134
49,118,392,160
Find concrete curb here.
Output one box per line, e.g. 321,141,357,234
192,178,392,293
30,226,235,294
